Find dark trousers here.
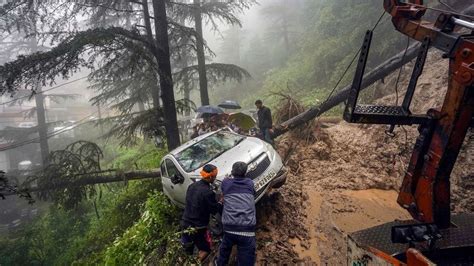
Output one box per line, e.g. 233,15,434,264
217,232,256,266
181,228,212,255
261,128,273,144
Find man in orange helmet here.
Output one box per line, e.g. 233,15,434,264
181,164,222,262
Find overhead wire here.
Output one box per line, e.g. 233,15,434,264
393,36,411,106
0,110,98,152
0,76,88,106
391,34,411,141
437,0,458,12
0,116,92,151
314,11,386,121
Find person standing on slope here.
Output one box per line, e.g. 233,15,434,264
255,99,274,144
181,164,222,262
217,162,256,266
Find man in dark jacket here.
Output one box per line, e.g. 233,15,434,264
217,162,256,266
255,99,273,144
181,164,222,262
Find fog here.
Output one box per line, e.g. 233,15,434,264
2,0,469,264
0,0,299,233
0,0,397,229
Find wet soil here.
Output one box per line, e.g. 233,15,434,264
254,51,473,265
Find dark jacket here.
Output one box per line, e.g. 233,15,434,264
221,176,256,232
181,180,222,228
257,106,273,129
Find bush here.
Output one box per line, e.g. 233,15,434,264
0,179,164,265
103,142,166,170
73,179,163,264
103,192,182,265
0,204,91,266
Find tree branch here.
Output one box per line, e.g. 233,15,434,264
1,169,162,197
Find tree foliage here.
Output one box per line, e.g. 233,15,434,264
169,0,256,31
29,140,103,209
0,170,34,202
221,0,409,108
174,63,251,93
0,27,153,93
0,179,165,265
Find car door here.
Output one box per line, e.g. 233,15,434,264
161,158,192,206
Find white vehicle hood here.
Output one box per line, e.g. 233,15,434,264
190,136,270,181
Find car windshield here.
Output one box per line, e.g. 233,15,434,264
174,131,245,172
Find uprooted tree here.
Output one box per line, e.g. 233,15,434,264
3,140,162,208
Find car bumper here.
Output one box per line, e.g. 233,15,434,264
254,167,288,202
269,167,287,188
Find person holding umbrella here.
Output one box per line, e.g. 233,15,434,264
255,99,274,144
196,105,224,122
227,112,256,134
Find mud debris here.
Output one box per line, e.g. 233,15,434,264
255,51,473,265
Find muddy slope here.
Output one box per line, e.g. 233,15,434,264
255,51,473,265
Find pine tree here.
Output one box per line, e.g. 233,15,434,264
170,0,256,106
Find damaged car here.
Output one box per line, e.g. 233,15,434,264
160,128,287,207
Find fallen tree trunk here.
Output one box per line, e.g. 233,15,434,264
1,169,161,197
273,0,474,137
274,42,421,137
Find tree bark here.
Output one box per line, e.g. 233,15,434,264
194,0,209,106
34,90,49,166
138,101,145,112
152,0,181,150
141,0,161,111
151,73,161,109
97,103,104,134
30,32,49,167
184,86,191,116
274,43,421,137
1,169,161,196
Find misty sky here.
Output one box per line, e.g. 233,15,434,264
204,0,272,62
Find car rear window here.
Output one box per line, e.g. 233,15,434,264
174,131,245,172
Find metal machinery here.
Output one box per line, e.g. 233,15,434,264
343,0,474,264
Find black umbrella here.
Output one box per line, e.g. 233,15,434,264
196,105,224,115
218,100,241,110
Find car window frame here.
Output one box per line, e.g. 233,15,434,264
165,158,182,179
160,160,169,178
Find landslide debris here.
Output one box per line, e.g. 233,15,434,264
255,51,473,265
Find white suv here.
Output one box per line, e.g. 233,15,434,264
160,129,287,207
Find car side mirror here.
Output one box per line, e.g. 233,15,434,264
171,173,184,184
